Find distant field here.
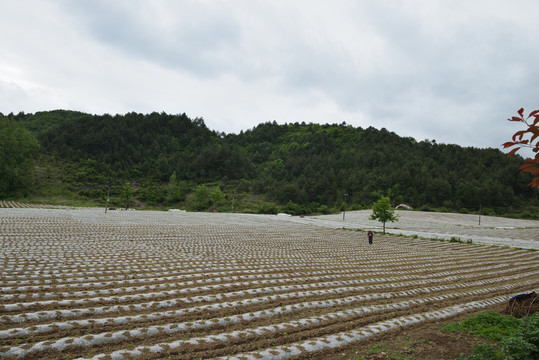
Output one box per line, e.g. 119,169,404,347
310,210,539,250
0,208,538,359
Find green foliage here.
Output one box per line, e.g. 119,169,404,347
120,182,133,208
6,111,539,213
194,185,210,210
210,186,225,207
318,204,330,214
165,172,184,204
0,116,40,197
444,311,520,341
281,201,308,216
500,313,539,360
226,122,537,211
502,337,537,360
136,186,165,205
257,203,278,214
369,196,399,233
38,111,222,183
446,236,474,244
12,110,92,136
447,312,539,360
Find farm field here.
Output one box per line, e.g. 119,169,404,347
0,208,538,360
309,210,539,250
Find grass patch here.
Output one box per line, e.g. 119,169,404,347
443,311,520,341
445,311,539,360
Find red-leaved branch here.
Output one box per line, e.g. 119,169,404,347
502,108,539,188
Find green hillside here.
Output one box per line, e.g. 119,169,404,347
1,110,537,217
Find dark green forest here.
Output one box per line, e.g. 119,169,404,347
1,110,537,217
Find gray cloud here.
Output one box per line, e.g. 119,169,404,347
61,0,243,77
1,0,538,154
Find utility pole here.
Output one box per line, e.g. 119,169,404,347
478,203,482,225
105,178,111,213
343,193,348,221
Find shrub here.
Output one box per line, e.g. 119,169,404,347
501,313,539,360
317,204,328,214
446,312,538,360
258,203,278,215
520,211,537,220
282,201,307,216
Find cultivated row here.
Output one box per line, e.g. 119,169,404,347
0,208,537,359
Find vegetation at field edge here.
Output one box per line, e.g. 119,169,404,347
1,110,538,218
445,311,539,360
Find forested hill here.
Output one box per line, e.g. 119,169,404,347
3,110,537,215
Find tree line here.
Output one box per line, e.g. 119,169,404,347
1,110,537,216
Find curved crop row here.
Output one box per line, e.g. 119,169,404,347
0,208,537,360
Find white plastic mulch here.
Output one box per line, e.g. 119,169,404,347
0,207,538,359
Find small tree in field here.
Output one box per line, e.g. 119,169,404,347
369,196,399,234
121,182,133,209
503,108,539,188
194,185,210,209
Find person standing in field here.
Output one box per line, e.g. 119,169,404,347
367,231,373,244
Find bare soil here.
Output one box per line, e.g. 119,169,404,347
296,305,506,360
0,208,537,360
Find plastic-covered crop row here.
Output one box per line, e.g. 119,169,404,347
0,208,538,360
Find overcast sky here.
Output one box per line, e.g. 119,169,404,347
1,0,537,154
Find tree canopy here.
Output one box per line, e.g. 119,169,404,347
2,110,537,216
369,196,399,233
0,115,40,197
